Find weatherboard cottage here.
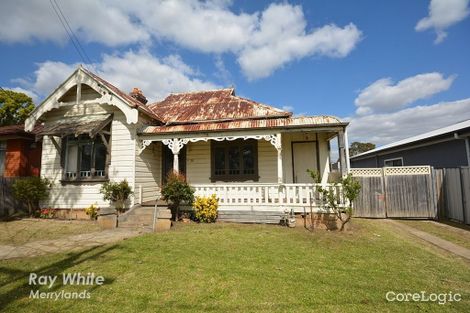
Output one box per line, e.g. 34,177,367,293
25,66,350,219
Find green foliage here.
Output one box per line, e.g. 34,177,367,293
161,171,194,221
100,180,133,212
0,89,35,126
349,141,376,157
310,172,361,231
11,177,52,216
85,204,99,220
193,194,218,223
306,169,321,183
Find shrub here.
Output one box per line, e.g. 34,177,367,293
100,180,133,213
11,177,52,216
161,171,194,221
85,204,99,220
193,194,218,223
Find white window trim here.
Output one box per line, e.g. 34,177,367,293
384,157,404,167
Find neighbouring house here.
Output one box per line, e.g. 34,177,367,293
25,66,350,219
0,124,42,177
350,119,470,168
0,124,42,216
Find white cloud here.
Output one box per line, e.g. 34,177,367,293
97,50,218,101
416,0,470,44
347,98,470,146
238,4,362,80
354,72,455,115
0,0,361,80
0,0,149,46
122,0,256,54
14,50,218,103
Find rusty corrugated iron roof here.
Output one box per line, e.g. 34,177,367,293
147,88,291,123
140,116,345,135
36,114,112,138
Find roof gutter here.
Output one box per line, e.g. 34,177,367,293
138,122,349,136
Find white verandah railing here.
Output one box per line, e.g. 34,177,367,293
192,183,345,212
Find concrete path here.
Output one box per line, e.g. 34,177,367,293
0,228,147,260
387,220,470,261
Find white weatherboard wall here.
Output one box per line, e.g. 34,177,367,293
41,108,137,209
135,141,162,203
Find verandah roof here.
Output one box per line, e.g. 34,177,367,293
36,114,112,138
139,116,347,135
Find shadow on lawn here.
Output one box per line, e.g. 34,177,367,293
0,245,117,311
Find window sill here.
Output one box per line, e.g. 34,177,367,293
60,177,109,184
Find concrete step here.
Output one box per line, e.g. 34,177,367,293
217,210,284,224
118,223,153,230
127,210,155,216
123,215,154,223
219,218,280,224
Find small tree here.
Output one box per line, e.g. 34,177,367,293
11,177,52,216
349,141,376,157
307,170,361,231
100,180,133,213
161,171,194,221
0,89,35,126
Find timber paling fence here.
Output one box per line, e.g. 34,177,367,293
0,177,28,217
351,166,470,225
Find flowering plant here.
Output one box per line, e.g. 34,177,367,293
39,208,55,219
85,204,99,220
192,194,218,223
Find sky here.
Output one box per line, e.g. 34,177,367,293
0,0,469,147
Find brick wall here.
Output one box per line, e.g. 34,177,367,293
3,139,42,177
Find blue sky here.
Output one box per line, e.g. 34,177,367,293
1,0,469,146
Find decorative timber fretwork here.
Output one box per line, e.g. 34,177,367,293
138,133,283,155
25,66,139,132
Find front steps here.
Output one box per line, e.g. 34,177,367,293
118,200,169,230
217,210,284,224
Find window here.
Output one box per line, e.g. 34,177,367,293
0,141,6,176
211,139,258,182
63,135,108,181
384,157,403,167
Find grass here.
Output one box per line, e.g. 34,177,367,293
0,219,469,312
398,220,470,250
0,219,100,246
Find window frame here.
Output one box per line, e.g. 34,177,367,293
384,157,403,167
62,134,109,183
210,139,259,182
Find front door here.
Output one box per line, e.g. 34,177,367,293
162,145,186,184
292,141,317,183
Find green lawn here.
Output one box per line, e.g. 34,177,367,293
399,220,470,250
0,219,100,246
0,220,468,312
